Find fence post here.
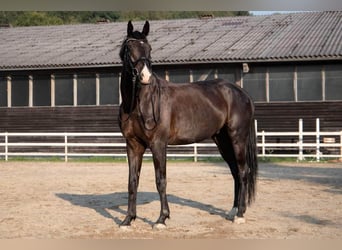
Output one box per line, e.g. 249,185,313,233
298,119,303,161
340,131,342,162
64,133,68,162
5,132,8,161
316,118,320,162
254,119,258,135
261,130,265,157
194,143,198,162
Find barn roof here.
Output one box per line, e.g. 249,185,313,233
0,11,341,71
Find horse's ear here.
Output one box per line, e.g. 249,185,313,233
127,20,133,36
142,20,149,37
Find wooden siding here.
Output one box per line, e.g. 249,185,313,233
254,102,342,132
0,102,341,133
0,106,119,133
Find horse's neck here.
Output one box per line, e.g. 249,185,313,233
120,72,160,112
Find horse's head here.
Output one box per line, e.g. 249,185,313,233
120,20,152,84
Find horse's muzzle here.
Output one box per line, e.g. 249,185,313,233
139,64,152,84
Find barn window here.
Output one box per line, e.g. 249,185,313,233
168,68,190,83
0,76,7,107
297,65,322,101
100,73,119,105
325,64,342,101
192,68,216,82
154,69,167,80
55,74,74,106
217,67,235,83
269,66,295,101
77,74,96,106
33,75,51,106
242,67,266,102
11,76,29,107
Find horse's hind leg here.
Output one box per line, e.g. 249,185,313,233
228,128,250,224
150,140,170,228
212,127,240,221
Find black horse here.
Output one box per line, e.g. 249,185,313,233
119,21,258,228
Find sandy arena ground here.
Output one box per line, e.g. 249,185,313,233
0,160,341,239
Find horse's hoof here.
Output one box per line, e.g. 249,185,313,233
119,225,132,231
234,216,246,224
153,223,166,230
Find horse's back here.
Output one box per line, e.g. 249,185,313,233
168,78,254,118
165,78,253,144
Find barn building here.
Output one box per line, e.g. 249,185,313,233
0,11,341,135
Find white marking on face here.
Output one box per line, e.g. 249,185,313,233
140,64,152,84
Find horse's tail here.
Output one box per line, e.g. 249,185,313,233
246,119,258,205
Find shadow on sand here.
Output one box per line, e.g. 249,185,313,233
56,191,228,226
258,163,342,194
56,163,342,226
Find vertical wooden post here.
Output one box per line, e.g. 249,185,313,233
7,76,11,107
255,120,258,157
255,119,258,135
316,118,320,162
298,119,303,161
5,132,8,161
118,72,122,105
340,131,342,162
189,69,193,83
265,67,269,102
64,133,68,162
294,66,298,102
29,75,33,107
51,74,55,107
96,73,100,106
73,74,77,106
321,65,325,101
261,130,265,157
194,143,198,162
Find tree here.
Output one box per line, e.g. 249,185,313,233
0,11,250,27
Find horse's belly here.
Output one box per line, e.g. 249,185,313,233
168,133,211,145
168,113,223,145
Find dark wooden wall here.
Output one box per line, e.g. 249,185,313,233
0,106,119,133
0,102,341,133
255,102,342,132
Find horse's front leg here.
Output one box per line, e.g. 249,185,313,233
120,138,146,227
151,141,170,227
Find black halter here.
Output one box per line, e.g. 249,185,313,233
123,38,152,84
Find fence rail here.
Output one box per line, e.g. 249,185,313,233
0,119,341,162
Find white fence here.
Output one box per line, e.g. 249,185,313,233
257,119,342,161
0,118,341,162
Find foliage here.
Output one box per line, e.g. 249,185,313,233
0,11,249,27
